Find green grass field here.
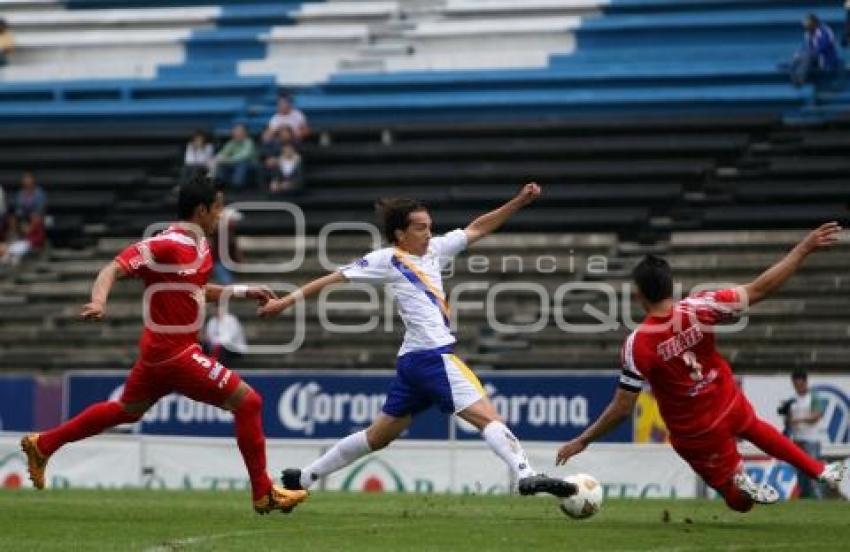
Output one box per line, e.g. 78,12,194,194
2,490,849,551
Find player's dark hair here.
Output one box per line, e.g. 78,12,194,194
375,197,428,244
791,368,808,381
632,254,674,303
177,173,218,220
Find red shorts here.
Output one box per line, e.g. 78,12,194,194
120,344,242,407
669,393,756,490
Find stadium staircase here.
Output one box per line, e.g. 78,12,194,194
0,0,848,373
0,114,847,373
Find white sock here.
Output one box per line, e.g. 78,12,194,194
300,430,372,489
482,421,536,480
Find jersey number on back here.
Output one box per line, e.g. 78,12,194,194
681,351,704,381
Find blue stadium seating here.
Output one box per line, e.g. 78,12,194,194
0,0,846,127
285,1,847,125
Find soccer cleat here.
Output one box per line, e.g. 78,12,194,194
733,471,779,504
281,468,304,491
253,484,308,515
819,461,847,490
518,473,578,498
20,434,49,490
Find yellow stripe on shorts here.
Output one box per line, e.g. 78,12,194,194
447,355,486,397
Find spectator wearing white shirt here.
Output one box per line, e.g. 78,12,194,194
269,144,303,195
182,130,215,181
267,95,309,142
205,307,247,366
784,369,826,499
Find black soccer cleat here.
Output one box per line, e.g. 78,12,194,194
281,468,304,491
518,473,578,498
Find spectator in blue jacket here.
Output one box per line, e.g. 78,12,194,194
789,14,842,85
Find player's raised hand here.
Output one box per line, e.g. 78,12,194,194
800,221,842,254
257,296,293,318
516,182,542,207
245,285,277,306
80,302,106,321
555,439,587,466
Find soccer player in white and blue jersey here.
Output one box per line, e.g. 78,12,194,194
259,182,576,498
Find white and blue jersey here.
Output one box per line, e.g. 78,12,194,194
340,229,486,416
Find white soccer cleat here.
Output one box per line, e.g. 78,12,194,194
733,471,779,504
819,461,847,490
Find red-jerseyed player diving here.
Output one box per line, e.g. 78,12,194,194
556,222,846,511
20,175,307,514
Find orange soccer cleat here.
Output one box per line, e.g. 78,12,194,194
253,484,308,515
20,434,50,490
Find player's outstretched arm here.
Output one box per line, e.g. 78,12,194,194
257,271,347,318
463,182,541,246
205,284,277,305
555,388,638,466
737,221,841,307
80,260,127,320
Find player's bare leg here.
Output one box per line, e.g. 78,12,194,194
284,414,411,491
223,382,307,514
21,399,149,489
458,398,577,498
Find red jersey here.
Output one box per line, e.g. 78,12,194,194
619,289,743,438
114,225,212,363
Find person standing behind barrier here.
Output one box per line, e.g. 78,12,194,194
784,369,826,499
0,19,14,67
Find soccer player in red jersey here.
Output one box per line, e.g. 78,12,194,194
20,175,307,514
556,222,846,511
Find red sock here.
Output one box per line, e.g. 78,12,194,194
38,401,139,457
233,389,272,501
716,479,754,513
740,418,824,478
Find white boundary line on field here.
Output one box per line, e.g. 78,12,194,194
143,529,279,551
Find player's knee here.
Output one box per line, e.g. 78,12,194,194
236,388,263,415
365,430,392,451
118,401,148,422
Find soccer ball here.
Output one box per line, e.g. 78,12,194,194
559,473,603,520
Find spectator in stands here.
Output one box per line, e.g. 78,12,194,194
209,207,243,285
204,306,247,367
0,19,14,67
258,126,287,178
781,369,826,499
263,127,303,194
182,130,215,182
214,124,257,189
2,172,47,266
788,14,842,86
269,144,304,195
267,95,309,142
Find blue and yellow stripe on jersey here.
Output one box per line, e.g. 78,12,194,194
390,249,451,326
